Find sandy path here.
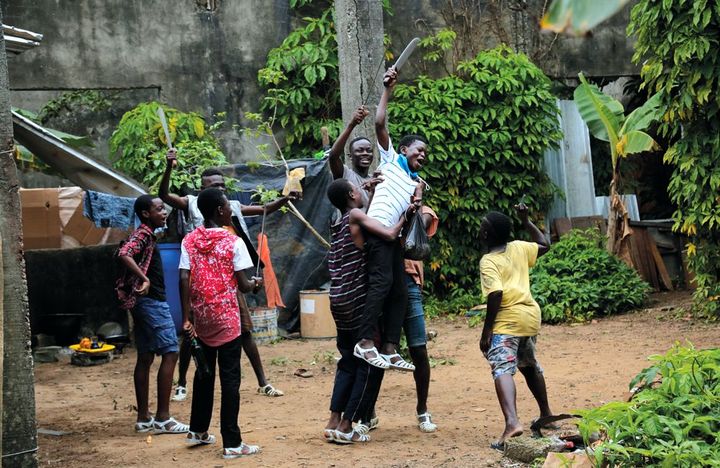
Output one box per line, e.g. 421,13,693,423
35,291,719,467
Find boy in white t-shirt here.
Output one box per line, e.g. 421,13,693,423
353,67,426,372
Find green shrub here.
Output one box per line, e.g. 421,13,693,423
578,344,720,467
109,102,229,193
424,288,484,319
530,230,649,323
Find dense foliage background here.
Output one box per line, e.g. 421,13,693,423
628,0,720,317
109,102,230,193
530,230,649,323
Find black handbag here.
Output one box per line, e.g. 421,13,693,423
404,211,431,260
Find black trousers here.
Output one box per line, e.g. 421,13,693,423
189,335,242,448
359,235,408,345
330,329,385,422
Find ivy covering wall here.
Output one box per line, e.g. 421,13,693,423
628,0,720,316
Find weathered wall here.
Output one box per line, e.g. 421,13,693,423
3,0,638,166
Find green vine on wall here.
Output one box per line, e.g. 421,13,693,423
628,0,720,317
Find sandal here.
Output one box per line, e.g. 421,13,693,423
490,441,505,451
353,343,390,369
379,353,416,372
333,429,370,444
153,417,189,434
171,386,187,402
134,417,154,433
323,428,336,443
186,431,216,445
258,384,285,397
417,412,437,433
355,416,379,435
223,442,261,458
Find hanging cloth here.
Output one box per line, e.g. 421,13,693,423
257,232,285,308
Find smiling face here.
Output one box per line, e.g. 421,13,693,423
144,198,168,230
401,140,427,172
350,138,373,172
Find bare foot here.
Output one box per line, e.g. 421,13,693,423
500,424,524,443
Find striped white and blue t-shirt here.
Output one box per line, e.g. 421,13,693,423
366,138,419,227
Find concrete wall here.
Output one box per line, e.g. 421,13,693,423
3,0,638,166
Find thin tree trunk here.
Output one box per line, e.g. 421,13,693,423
0,10,39,467
607,178,619,254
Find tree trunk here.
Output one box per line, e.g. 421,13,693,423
334,0,385,170
0,11,39,467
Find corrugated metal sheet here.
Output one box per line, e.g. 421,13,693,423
544,100,599,223
13,111,146,196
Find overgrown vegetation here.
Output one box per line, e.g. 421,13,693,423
628,0,720,317
259,3,561,296
390,46,561,294
38,90,113,123
530,230,649,323
578,344,720,466
109,102,230,193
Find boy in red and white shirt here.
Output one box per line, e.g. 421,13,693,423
179,188,263,458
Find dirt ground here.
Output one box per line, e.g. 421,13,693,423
35,291,719,467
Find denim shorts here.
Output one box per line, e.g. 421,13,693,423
485,334,543,379
403,275,427,348
132,297,179,355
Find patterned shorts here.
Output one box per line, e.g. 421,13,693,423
485,334,543,380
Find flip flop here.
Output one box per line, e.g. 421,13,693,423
490,441,505,451
353,343,390,369
379,353,415,372
293,368,314,378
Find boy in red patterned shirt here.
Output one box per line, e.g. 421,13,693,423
179,188,263,458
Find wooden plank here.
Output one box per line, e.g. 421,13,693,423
647,233,673,290
629,228,660,290
553,217,572,237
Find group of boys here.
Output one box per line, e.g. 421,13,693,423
116,64,556,458
322,66,555,449
117,156,296,458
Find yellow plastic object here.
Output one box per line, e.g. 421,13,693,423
70,343,115,353
283,167,305,196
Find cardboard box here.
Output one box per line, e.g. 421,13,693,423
63,202,107,246
20,188,61,250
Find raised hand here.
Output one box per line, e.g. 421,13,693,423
382,67,398,88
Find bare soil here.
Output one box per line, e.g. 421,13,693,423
35,291,719,467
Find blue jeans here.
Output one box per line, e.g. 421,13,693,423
403,275,427,348
132,297,178,355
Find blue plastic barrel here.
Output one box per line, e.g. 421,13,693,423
157,243,183,333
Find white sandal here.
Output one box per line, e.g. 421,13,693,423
353,343,390,369
323,428,336,443
258,384,284,397
135,417,154,433
153,417,189,434
417,412,438,433
334,429,370,444
223,442,261,458
380,353,416,372
186,431,216,445
355,416,379,435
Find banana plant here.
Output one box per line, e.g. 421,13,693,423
574,73,663,256
541,0,630,36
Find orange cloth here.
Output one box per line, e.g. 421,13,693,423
257,232,285,308
404,206,439,287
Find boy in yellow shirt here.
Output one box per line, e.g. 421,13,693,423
478,203,553,450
